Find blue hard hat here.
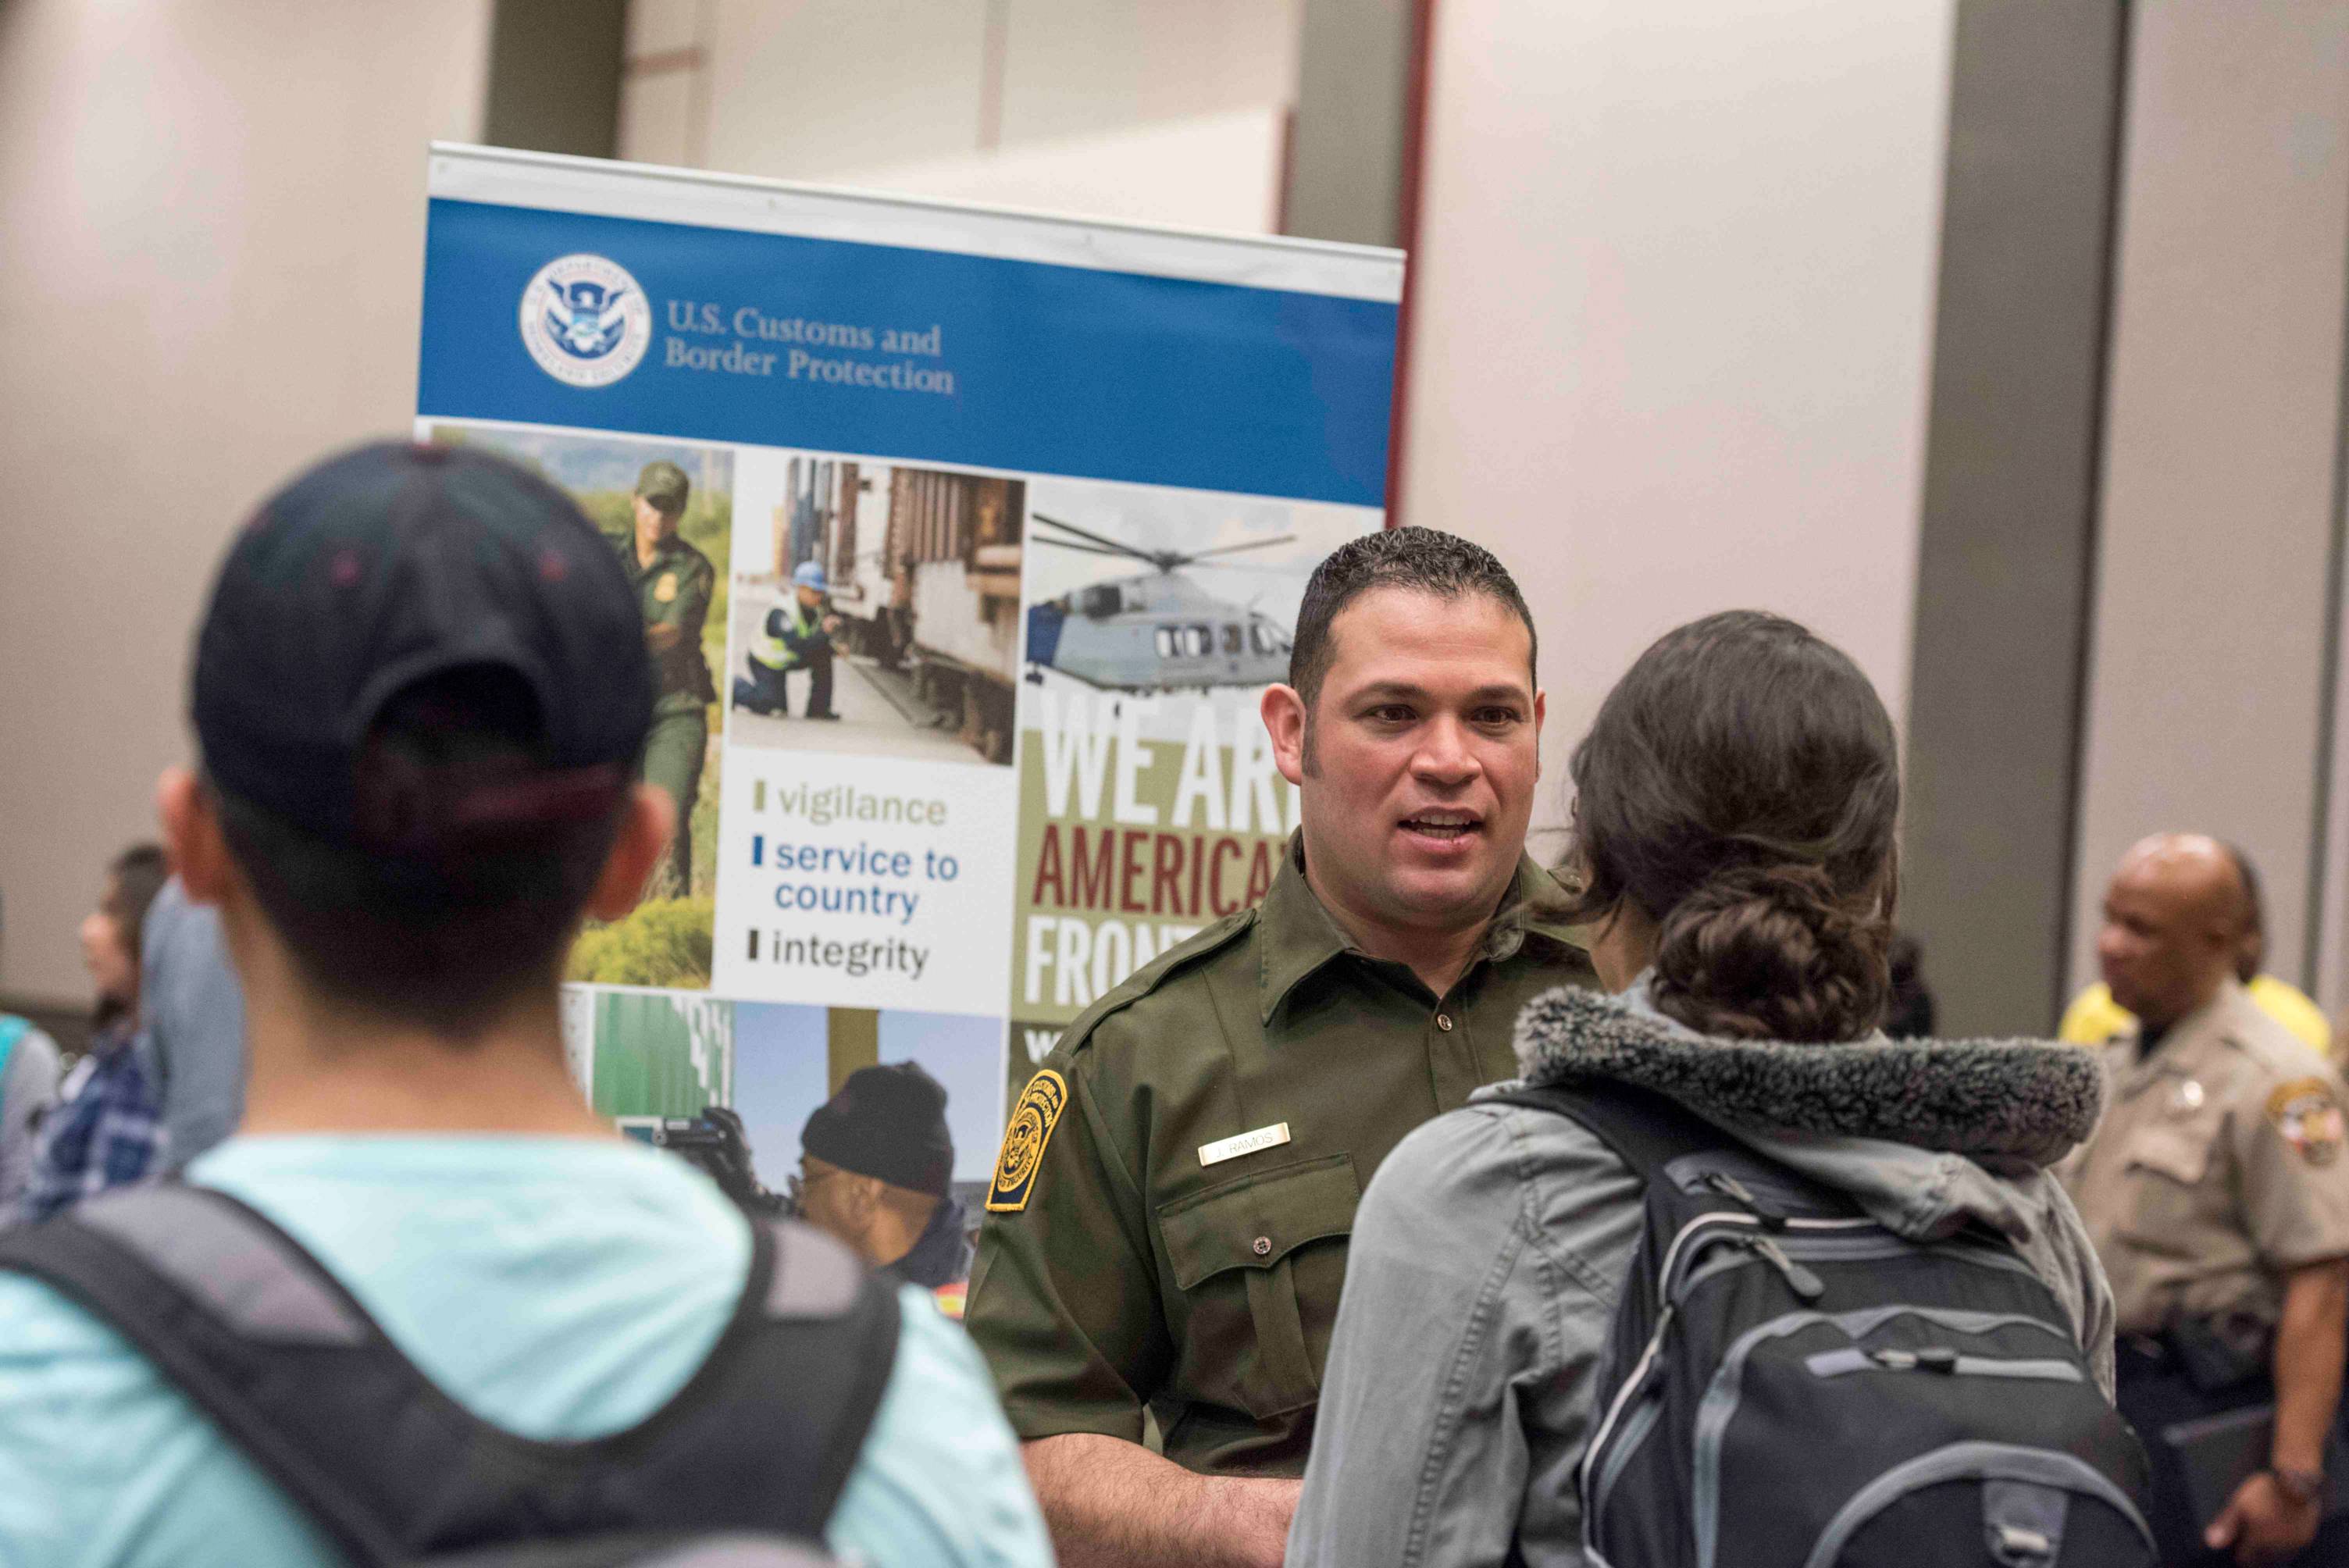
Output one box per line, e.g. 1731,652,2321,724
793,561,827,592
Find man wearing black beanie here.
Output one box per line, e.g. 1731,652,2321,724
797,1062,969,1291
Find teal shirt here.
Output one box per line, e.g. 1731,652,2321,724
0,1135,1053,1568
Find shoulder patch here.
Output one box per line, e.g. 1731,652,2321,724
2266,1077,2344,1167
988,1069,1069,1213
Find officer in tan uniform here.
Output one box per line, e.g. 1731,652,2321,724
2064,833,2349,1566
966,529,1595,1568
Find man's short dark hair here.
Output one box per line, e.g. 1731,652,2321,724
214,664,630,1038
1287,526,1538,711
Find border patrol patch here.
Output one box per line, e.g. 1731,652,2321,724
988,1070,1068,1213
2267,1078,2345,1167
654,572,679,603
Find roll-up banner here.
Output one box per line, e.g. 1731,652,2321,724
418,145,1402,1276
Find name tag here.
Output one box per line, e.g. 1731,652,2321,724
1199,1122,1291,1168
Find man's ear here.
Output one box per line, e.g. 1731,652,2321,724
158,768,233,904
1533,687,1547,779
586,785,676,922
1261,684,1309,788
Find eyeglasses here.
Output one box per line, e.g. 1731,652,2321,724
785,1167,843,1206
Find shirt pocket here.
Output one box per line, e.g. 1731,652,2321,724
2116,1117,2219,1254
1157,1153,1360,1420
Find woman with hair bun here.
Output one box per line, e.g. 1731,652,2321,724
1289,611,2129,1568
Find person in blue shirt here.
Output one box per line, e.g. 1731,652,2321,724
0,442,1052,1567
0,890,66,1217
133,875,248,1171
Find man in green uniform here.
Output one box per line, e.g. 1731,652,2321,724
614,461,715,896
967,527,1595,1567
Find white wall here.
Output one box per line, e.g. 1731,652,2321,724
830,108,1287,236
2069,0,2349,1000
621,0,1297,231
1401,1,1955,853
0,1,493,1001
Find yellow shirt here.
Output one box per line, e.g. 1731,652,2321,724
2060,975,2332,1058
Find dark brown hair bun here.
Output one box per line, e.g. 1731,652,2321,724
1565,611,1899,1042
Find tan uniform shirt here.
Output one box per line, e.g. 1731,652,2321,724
2062,978,2349,1336
965,835,1595,1477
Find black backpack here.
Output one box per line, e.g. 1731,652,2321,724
0,1182,901,1567
1488,1081,2156,1568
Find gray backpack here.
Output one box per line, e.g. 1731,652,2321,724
0,1184,900,1566
1489,1081,2157,1568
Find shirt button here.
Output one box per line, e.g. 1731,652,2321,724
1435,1012,1455,1032
1252,1236,1272,1256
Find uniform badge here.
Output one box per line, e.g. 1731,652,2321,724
654,572,679,603
2266,1078,2345,1167
988,1070,1068,1213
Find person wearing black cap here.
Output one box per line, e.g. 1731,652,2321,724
0,443,1050,1566
616,459,716,896
796,1063,969,1291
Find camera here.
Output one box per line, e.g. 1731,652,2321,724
635,1107,791,1219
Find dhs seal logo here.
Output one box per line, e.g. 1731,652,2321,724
519,255,651,387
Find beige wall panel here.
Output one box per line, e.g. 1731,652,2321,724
626,0,701,59
830,107,1286,233
1401,0,1954,852
2069,0,2349,996
0,0,493,1000
618,67,698,167
699,1,990,180
996,0,1299,148
690,1,1297,205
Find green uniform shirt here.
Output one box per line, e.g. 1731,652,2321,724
611,530,715,710
966,834,1595,1476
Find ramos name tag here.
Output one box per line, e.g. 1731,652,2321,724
1198,1122,1291,1168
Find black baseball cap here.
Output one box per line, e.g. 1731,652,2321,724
192,440,653,848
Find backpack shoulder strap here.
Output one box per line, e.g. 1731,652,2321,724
0,1185,900,1563
0,1183,412,1566
1483,1077,1734,1182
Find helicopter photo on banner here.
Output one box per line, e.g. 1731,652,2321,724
1007,475,1379,1102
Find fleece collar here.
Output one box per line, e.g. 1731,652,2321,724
1510,985,2105,1167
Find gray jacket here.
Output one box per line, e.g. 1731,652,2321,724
134,878,246,1170
1287,980,2116,1568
